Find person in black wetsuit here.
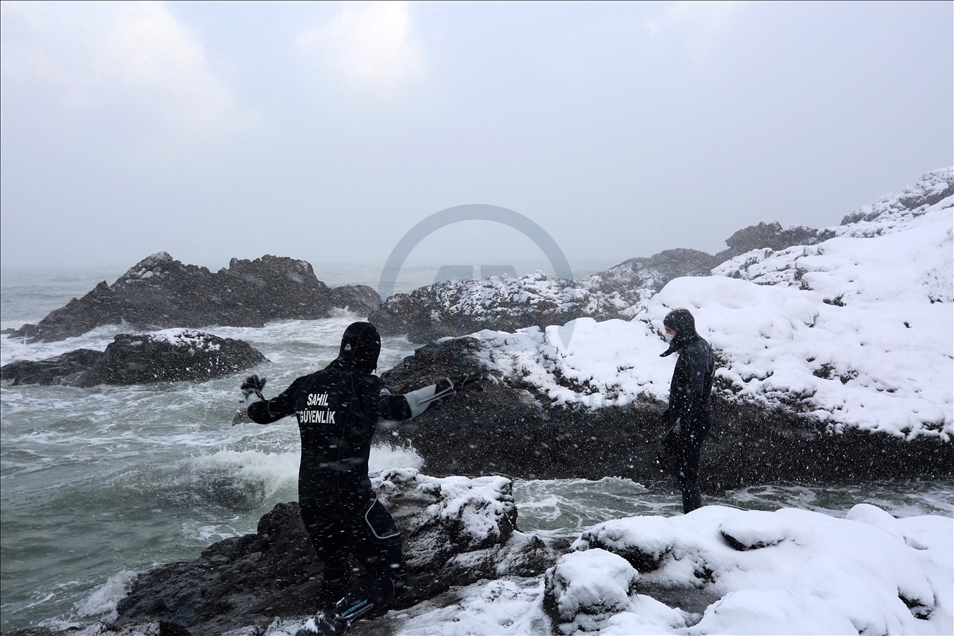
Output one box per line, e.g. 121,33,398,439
237,322,477,636
659,308,715,514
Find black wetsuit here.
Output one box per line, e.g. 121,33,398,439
247,361,412,605
660,309,715,514
244,322,448,624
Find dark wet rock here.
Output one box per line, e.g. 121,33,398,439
381,338,953,485
0,331,267,387
7,253,380,343
112,470,567,636
5,621,193,636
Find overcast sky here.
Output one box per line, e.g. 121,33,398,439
1,1,951,275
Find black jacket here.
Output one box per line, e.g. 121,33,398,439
661,309,715,432
247,360,412,494
246,322,413,496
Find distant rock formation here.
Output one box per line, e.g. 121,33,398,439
369,228,836,344
840,167,954,225
111,470,566,636
6,254,381,343
0,330,267,387
712,222,834,262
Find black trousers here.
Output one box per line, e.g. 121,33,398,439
663,420,709,514
298,477,409,616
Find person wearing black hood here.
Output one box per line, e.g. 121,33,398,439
237,321,478,636
659,308,715,514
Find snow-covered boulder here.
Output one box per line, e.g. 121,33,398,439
542,549,640,633
569,505,952,635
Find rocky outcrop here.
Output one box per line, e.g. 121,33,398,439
381,338,952,486
6,254,380,343
840,167,954,225
368,230,834,344
111,470,566,636
369,271,600,343
712,222,834,263
0,330,267,387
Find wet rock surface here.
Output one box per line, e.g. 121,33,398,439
107,470,566,636
6,253,380,343
0,331,267,387
381,338,952,486
6,621,193,636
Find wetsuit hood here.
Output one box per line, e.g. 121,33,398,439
660,308,700,357
333,322,381,373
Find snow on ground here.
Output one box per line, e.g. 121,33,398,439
260,504,952,636
476,175,953,439
569,505,953,636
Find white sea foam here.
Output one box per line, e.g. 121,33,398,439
369,442,424,472
192,449,300,502
74,570,137,622
1,323,125,364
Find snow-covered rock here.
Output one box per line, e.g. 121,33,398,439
327,503,953,636
542,549,641,633
563,505,953,635
56,482,952,636
477,170,953,440
378,169,952,484
370,248,725,343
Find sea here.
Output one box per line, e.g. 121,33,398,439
2,263,952,633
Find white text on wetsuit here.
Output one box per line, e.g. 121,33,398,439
298,393,335,424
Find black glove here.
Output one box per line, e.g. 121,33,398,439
241,374,266,403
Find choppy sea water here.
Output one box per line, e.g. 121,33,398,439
1,265,952,633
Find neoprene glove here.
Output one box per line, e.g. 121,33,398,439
241,374,266,403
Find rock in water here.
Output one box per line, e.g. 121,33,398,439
113,470,566,636
0,330,268,387
7,253,381,343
